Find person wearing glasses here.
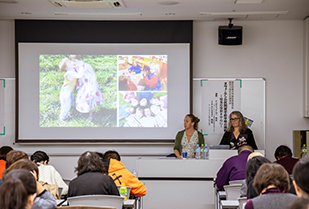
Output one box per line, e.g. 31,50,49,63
219,111,258,150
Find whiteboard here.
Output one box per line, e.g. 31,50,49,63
193,78,265,150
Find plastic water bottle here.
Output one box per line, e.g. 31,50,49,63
204,144,209,159
195,144,201,159
301,144,307,158
132,168,138,178
119,183,128,201
200,144,205,159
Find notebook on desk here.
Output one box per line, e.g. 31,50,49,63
209,145,230,149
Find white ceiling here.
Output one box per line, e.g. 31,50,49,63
0,0,308,21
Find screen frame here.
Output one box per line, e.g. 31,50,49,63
15,20,193,143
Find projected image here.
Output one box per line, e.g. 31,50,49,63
39,55,118,127
118,92,167,127
118,55,167,91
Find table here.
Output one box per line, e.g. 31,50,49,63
124,199,135,208
220,200,239,208
56,198,135,208
137,150,237,209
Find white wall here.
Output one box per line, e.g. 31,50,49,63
1,19,309,179
193,20,309,159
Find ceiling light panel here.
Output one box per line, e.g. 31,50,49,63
235,0,264,4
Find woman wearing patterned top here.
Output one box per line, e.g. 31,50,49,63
220,111,258,150
173,114,204,159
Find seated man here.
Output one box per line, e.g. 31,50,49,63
100,150,147,197
274,145,299,174
215,145,254,190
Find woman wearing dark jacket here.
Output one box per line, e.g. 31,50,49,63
68,151,119,197
220,111,257,150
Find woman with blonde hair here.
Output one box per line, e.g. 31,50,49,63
220,111,258,150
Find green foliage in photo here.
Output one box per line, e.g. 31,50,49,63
39,54,117,127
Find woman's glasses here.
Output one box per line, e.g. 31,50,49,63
230,118,239,121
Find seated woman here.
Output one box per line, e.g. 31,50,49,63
174,114,204,159
245,156,271,198
2,159,57,209
246,156,296,199
68,151,119,197
245,163,298,209
220,111,258,150
0,169,37,209
293,158,309,197
5,150,29,168
31,150,68,196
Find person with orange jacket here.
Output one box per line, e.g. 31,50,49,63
99,150,147,197
0,146,13,179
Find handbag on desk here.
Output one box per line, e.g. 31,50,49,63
39,181,60,199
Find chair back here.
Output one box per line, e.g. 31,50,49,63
223,184,242,200
229,180,244,185
57,206,116,209
238,197,247,209
57,205,116,209
67,195,124,209
63,179,71,186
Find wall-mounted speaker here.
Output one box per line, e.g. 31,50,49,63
218,26,243,46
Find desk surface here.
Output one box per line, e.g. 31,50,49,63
57,198,135,208
220,200,239,208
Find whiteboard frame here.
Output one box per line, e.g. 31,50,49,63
193,78,265,150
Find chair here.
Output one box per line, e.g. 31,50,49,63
238,197,247,209
67,195,124,209
57,206,116,209
229,180,244,185
63,179,71,186
223,184,242,200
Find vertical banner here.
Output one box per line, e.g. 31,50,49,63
202,80,241,135
0,79,4,135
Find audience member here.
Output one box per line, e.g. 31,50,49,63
101,150,147,197
68,151,119,197
274,145,299,174
31,150,68,196
246,156,296,199
0,146,13,178
247,152,263,160
245,163,298,209
287,196,309,209
0,169,37,209
6,150,28,168
215,145,254,190
240,152,264,197
245,156,271,198
293,158,309,197
2,159,57,209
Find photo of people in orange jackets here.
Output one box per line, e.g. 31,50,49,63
118,55,167,92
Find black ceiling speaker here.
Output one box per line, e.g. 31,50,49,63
218,18,243,46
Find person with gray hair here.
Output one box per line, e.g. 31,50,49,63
68,151,119,198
